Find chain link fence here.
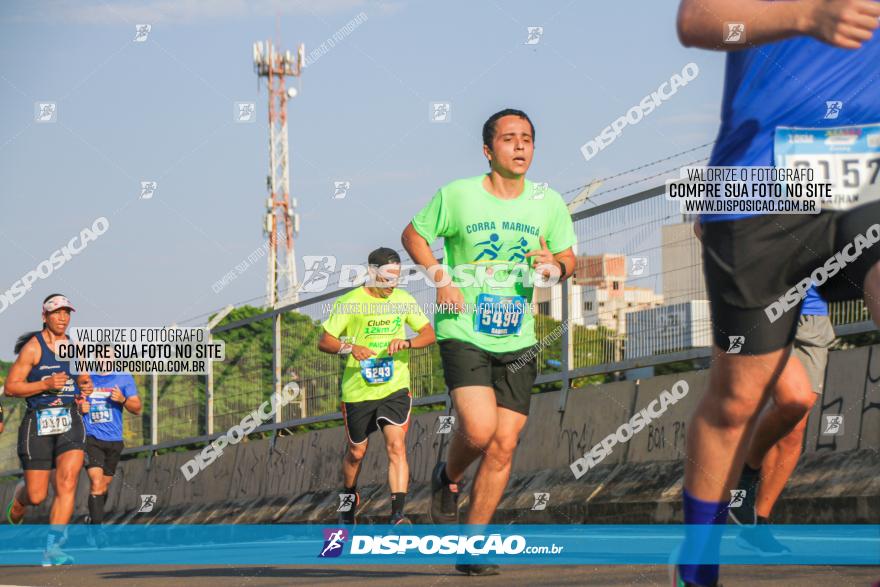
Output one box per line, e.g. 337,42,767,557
1,184,876,474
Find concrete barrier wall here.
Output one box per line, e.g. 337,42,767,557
805,344,880,453
2,344,878,523
515,380,637,472
626,371,707,463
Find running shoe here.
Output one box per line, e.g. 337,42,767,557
736,522,791,556
430,461,460,524
41,547,74,567
390,512,412,526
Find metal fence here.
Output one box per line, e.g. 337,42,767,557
0,184,875,474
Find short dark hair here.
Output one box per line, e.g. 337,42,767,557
482,109,535,148
368,247,401,267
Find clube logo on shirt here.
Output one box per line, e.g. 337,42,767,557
363,316,402,335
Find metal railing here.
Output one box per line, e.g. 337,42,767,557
0,184,875,475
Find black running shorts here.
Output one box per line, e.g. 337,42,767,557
438,338,538,415
702,201,880,354
17,406,86,471
85,435,125,476
341,388,412,445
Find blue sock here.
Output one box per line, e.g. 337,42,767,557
679,488,728,586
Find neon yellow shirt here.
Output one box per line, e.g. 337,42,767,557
322,286,430,403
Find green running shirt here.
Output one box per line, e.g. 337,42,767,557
411,175,576,353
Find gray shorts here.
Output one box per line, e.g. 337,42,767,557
792,314,835,394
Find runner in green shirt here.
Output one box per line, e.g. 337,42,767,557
318,247,435,526
402,109,576,576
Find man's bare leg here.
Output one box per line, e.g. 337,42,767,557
446,386,497,482
679,346,790,586
685,346,788,501
755,415,810,518
744,354,813,470
383,424,409,493
729,351,816,528
465,405,527,525
342,439,367,490
383,423,410,522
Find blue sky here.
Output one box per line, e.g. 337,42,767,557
0,0,724,360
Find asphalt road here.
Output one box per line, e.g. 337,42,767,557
1,564,877,587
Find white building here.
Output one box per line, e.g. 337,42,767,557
534,253,663,334
661,222,706,305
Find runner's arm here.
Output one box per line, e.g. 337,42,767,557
407,323,436,350
123,395,142,416
402,222,464,311
318,330,346,354
677,0,880,50
121,377,142,415
401,223,450,287
3,339,63,398
554,247,577,281
318,330,375,359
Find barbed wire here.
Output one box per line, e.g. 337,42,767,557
560,140,714,198
177,143,715,326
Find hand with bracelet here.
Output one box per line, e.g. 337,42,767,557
340,343,376,361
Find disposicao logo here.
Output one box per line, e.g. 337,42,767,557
319,528,348,558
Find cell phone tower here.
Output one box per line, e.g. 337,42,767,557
252,39,304,307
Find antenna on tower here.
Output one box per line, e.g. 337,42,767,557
252,35,305,308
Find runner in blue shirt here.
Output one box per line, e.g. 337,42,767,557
82,355,141,529
675,2,880,586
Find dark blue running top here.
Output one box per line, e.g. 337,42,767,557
24,332,78,410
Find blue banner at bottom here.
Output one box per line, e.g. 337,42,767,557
0,525,877,565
